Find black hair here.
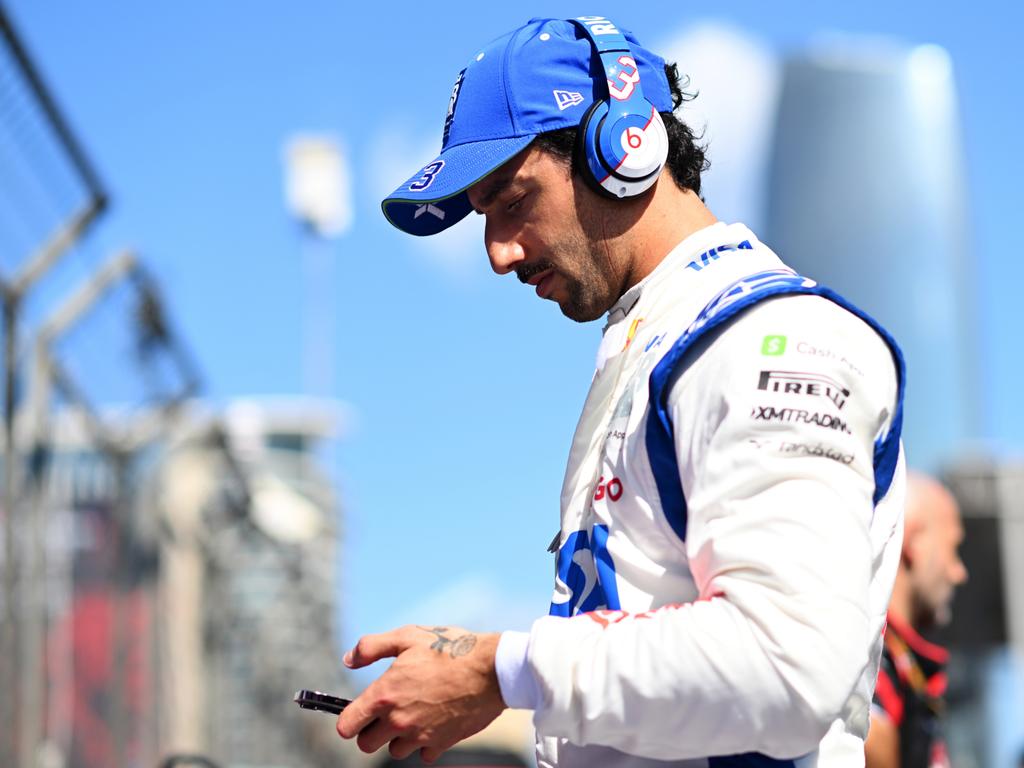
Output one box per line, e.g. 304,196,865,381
531,62,708,197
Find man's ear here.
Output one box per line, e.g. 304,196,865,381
900,544,914,569
901,516,922,565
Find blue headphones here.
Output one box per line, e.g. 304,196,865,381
570,16,669,199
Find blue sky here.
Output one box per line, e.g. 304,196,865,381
6,0,1023,679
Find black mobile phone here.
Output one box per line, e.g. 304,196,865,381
294,689,352,715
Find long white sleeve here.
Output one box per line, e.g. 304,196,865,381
525,294,903,761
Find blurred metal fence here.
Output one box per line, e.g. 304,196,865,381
1,4,107,765
0,6,354,767
1,4,198,766
29,250,200,768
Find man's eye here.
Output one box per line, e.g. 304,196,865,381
507,194,526,212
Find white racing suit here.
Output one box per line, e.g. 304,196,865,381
494,222,906,768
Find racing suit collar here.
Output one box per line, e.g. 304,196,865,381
603,220,745,332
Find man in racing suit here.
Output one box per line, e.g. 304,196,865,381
865,473,966,768
335,16,905,768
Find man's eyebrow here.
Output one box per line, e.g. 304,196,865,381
472,173,515,214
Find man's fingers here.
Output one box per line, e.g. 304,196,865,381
344,626,416,669
420,744,447,764
354,718,398,755
388,736,422,761
336,691,380,739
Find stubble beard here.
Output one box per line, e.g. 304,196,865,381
912,586,953,630
562,269,610,322
522,233,614,323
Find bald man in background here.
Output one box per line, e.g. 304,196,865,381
865,473,968,768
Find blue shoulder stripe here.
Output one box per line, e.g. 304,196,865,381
645,270,905,542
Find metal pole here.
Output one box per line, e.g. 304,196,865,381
19,338,55,768
302,231,335,399
111,451,131,768
2,294,22,768
19,462,44,768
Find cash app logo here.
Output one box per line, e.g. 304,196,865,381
761,335,787,356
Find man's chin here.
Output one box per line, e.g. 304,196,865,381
555,289,611,323
558,300,605,323
916,603,953,631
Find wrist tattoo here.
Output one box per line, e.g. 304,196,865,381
420,626,478,658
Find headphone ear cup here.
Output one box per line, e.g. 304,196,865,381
614,107,668,185
576,103,669,200
574,99,622,200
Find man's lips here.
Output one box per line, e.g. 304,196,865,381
516,262,558,299
528,268,556,298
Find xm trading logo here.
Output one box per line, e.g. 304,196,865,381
751,405,852,433
758,370,850,410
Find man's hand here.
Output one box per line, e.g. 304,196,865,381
336,625,507,763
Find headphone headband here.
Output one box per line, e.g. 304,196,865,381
570,16,669,199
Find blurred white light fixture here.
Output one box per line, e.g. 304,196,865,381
284,135,352,238
251,472,324,543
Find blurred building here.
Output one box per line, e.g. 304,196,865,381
763,39,1024,768
764,40,975,472
155,397,357,768
27,397,356,768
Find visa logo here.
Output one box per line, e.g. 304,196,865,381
685,240,753,272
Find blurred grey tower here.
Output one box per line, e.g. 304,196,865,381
765,44,1024,764
764,41,974,471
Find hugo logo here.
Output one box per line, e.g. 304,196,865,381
594,476,623,502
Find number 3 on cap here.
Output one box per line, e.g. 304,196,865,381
607,56,640,101
410,160,445,192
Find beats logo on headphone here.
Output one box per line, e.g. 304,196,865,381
572,16,669,199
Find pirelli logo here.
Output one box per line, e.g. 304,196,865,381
757,370,850,410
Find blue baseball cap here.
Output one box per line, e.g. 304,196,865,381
381,17,672,236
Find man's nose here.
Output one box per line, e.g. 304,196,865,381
953,557,968,586
485,221,525,275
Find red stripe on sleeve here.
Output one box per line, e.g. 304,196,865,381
873,669,904,726
926,671,948,698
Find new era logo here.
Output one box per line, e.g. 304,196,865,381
553,90,584,110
